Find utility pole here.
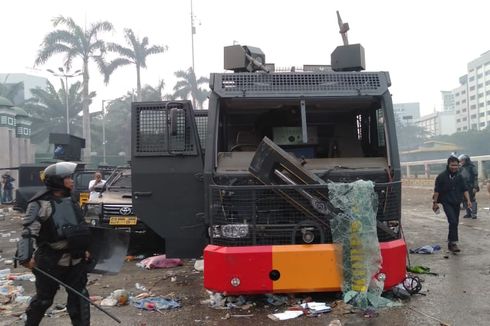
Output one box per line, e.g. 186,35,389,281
101,100,107,165
46,67,82,134
190,0,195,72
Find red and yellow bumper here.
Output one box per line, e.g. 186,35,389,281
204,239,406,295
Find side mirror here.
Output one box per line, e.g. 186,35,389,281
169,108,183,136
94,184,106,193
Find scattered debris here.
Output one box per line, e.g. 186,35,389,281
265,294,289,306
132,297,181,311
46,304,67,318
125,255,145,262
7,273,35,282
100,297,118,307
135,283,148,292
110,289,129,305
328,319,342,326
300,302,332,314
409,244,441,254
194,259,204,272
136,255,183,269
407,265,438,276
268,310,303,321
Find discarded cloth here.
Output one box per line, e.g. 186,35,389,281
406,265,438,276
132,297,180,310
409,245,441,254
136,255,183,269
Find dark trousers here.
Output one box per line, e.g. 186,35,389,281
463,189,477,217
25,256,90,326
442,203,460,243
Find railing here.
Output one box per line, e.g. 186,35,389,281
401,155,490,181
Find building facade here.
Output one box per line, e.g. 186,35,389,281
441,91,455,112
0,96,34,172
416,110,456,136
452,51,490,132
0,73,48,105
393,102,420,125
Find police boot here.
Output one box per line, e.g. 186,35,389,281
25,296,53,326
67,288,90,326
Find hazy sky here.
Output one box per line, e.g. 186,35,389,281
1,0,489,115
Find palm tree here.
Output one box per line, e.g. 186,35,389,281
173,68,209,109
34,16,113,161
100,28,167,101
140,80,165,101
23,80,95,147
0,80,24,104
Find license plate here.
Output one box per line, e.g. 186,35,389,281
79,192,89,206
109,216,137,225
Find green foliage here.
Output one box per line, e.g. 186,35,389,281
102,94,132,160
394,120,429,152
35,16,113,155
432,127,490,156
99,28,167,100
0,81,24,104
173,67,209,109
23,80,95,146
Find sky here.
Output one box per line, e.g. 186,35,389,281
1,0,490,116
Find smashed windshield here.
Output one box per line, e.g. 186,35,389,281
107,168,132,190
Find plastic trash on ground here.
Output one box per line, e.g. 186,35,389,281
136,255,183,269
100,297,118,307
194,259,204,271
268,310,303,321
300,302,332,314
131,296,181,311
110,289,129,305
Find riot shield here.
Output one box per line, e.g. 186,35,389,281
88,226,130,274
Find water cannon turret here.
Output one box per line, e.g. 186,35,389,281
330,11,365,72
224,45,269,73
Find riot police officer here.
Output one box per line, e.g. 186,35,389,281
17,162,91,326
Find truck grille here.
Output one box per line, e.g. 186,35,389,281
103,204,134,218
208,181,401,246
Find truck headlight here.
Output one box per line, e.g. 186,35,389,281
209,224,249,239
221,224,249,238
85,204,102,217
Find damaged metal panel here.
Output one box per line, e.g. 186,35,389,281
249,137,334,222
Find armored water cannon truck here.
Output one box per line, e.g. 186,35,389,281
132,31,406,295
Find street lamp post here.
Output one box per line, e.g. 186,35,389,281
101,100,107,165
46,67,82,134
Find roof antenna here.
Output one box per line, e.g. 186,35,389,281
331,11,365,71
336,11,350,46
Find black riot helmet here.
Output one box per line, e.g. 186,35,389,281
458,154,470,165
41,162,77,191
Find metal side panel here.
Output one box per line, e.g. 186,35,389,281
131,101,206,258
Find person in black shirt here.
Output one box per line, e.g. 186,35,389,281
432,156,471,252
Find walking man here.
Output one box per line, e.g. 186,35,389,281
432,156,472,252
458,154,479,219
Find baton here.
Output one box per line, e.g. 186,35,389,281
33,266,121,324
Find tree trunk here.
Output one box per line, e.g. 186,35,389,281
82,59,91,163
136,65,142,101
